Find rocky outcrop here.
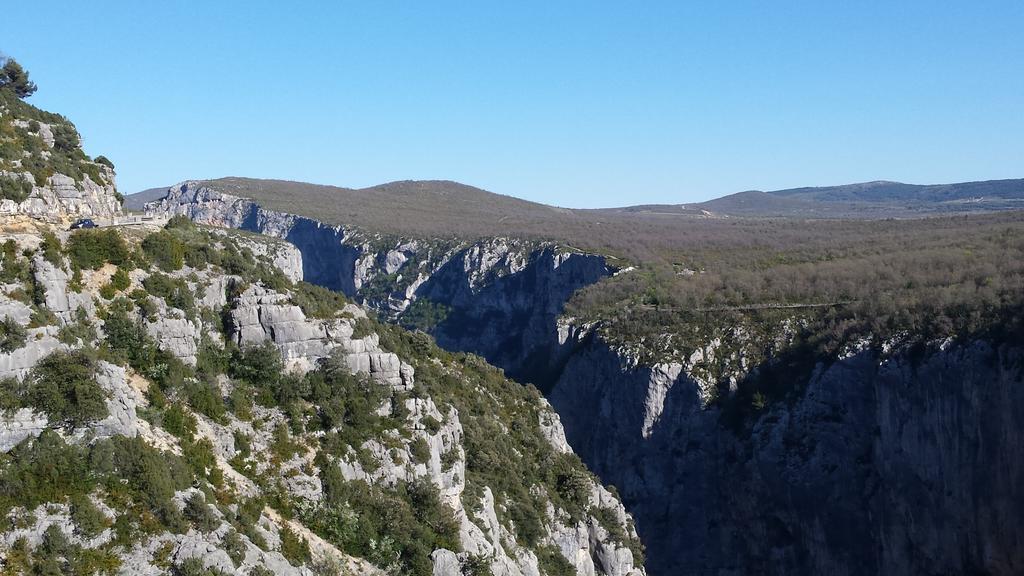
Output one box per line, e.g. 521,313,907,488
227,284,414,387
1,221,642,576
146,181,612,384
549,331,1024,576
147,179,1024,576
0,171,122,223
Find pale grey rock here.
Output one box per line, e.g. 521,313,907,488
145,312,201,365
229,230,304,283
0,329,64,380
0,408,48,452
228,284,414,387
88,361,143,440
0,299,33,326
32,255,94,323
13,119,55,148
431,549,461,576
0,169,121,223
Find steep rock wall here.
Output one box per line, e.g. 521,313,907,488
148,181,1024,576
549,332,1024,575
146,182,610,384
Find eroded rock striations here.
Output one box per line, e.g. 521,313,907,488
147,181,611,385
150,181,1024,576
0,222,643,576
547,326,1024,575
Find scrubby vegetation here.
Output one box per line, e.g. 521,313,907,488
0,349,109,428
0,218,643,575
561,212,1024,423
0,58,111,188
66,229,131,270
0,315,27,353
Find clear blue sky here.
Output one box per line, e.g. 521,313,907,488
5,2,1023,207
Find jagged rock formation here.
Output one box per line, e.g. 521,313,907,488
0,221,643,576
547,325,1024,575
146,181,611,385
0,170,121,223
0,94,122,223
148,182,1024,576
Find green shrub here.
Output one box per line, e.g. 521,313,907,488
229,341,283,389
0,316,27,352
142,272,195,316
0,175,32,202
0,240,30,284
184,493,220,533
0,376,25,413
462,555,496,576
70,494,110,538
290,282,348,319
57,306,95,345
421,414,442,434
0,430,91,513
162,403,198,440
39,229,62,266
222,529,247,566
142,230,185,271
304,477,458,576
165,214,193,229
26,349,108,428
94,155,114,169
350,317,374,339
410,437,431,464
28,305,57,328
184,379,226,422
229,383,254,421
108,266,131,292
279,525,311,566
400,298,450,332
66,229,129,270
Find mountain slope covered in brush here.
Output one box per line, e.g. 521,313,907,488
0,64,643,576
142,175,1024,575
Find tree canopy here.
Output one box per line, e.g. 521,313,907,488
0,57,38,98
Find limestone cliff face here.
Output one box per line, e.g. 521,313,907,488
548,329,1024,576
147,180,1024,576
0,106,122,223
0,170,122,223
146,181,611,384
0,224,643,576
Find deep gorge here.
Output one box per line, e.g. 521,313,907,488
149,182,1024,576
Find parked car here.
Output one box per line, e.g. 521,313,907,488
69,218,98,230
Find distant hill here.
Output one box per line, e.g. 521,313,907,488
123,186,171,211
696,178,1024,217
128,176,1024,263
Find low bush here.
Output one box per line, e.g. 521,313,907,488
142,273,195,317
0,176,32,202
25,349,108,428
70,494,110,538
66,229,129,270
142,230,185,271
278,525,310,567
0,316,27,352
184,493,220,533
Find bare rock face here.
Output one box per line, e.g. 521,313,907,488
228,284,413,388
548,330,1024,576
0,168,121,225
1,99,122,223
147,181,612,385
